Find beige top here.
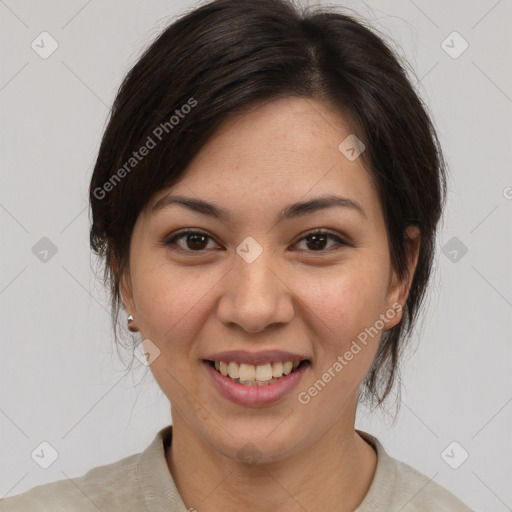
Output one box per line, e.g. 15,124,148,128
0,425,474,511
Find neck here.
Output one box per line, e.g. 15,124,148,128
166,411,377,512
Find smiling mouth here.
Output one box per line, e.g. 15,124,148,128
205,359,310,386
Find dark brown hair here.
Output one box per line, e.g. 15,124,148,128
89,0,446,410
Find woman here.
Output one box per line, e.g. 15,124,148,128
1,0,475,510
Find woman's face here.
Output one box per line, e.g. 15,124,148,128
121,96,416,462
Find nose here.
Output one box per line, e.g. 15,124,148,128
216,248,295,334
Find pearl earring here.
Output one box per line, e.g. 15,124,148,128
127,314,137,332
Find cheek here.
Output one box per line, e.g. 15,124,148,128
309,261,390,339
131,260,220,346
299,262,391,395
298,270,388,410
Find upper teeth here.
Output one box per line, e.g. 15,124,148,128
214,361,300,382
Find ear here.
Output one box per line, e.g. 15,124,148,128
385,225,421,329
111,255,135,314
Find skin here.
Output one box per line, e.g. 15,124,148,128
120,96,420,512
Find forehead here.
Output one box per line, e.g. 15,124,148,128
149,96,380,224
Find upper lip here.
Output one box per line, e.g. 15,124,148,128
204,350,309,366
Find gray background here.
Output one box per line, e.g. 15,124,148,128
1,0,511,510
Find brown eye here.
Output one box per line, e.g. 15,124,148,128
294,230,346,252
184,233,208,250
164,228,347,255
165,230,218,253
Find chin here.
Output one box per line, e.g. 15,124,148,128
198,416,309,465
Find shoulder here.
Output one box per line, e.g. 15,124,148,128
0,425,179,512
356,430,475,512
388,456,475,511
0,452,142,512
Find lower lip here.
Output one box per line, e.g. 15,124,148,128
203,361,309,407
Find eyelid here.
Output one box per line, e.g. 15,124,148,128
164,227,349,254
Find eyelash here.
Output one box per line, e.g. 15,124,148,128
164,228,348,255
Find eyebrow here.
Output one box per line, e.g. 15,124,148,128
151,193,367,222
